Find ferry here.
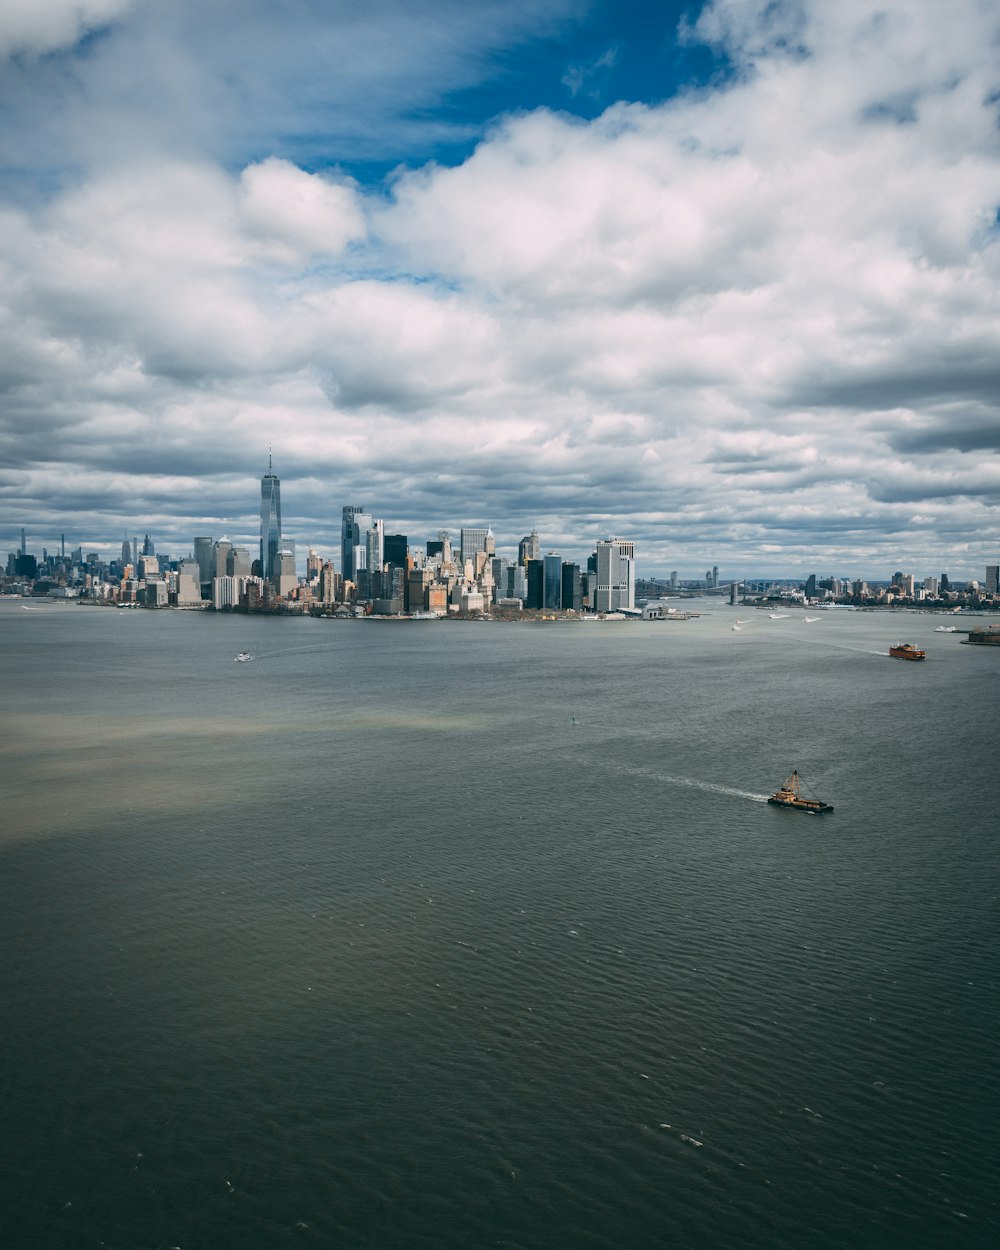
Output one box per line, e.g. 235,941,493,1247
889,642,926,660
768,770,834,814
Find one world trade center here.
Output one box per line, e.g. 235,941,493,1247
260,456,281,586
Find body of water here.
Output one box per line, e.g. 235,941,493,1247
1,601,997,1248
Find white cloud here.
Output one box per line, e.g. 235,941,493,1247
0,0,131,59
238,158,365,262
2,0,999,574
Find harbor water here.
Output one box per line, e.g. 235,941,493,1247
0,601,997,1249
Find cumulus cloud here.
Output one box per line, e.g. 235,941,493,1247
2,0,999,576
238,159,365,261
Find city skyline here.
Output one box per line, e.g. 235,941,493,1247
1,0,999,576
5,449,997,586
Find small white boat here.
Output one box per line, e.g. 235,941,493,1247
234,651,254,662
731,624,742,632
769,613,788,620
934,625,957,633
804,616,820,623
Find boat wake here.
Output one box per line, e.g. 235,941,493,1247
602,761,770,803
780,636,886,657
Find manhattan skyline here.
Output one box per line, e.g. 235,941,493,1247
1,0,999,577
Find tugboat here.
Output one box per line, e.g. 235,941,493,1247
768,770,834,814
889,642,926,660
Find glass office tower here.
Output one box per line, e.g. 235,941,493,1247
341,505,372,582
260,461,282,585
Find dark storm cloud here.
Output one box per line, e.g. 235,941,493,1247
793,355,1000,414
885,408,1000,455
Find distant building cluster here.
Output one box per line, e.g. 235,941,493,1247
5,467,997,618
3,465,637,617
779,568,1000,609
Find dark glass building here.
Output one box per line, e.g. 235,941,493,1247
561,562,582,611
526,559,544,610
260,462,282,586
384,533,408,568
544,552,562,610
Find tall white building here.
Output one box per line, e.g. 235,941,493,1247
212,575,238,609
594,538,635,612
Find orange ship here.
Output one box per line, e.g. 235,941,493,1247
889,642,926,660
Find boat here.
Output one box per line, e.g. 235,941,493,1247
804,616,820,623
768,770,834,814
234,651,254,662
889,642,926,660
934,625,957,633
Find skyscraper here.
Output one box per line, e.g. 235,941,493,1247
543,552,562,610
193,536,214,594
229,547,252,579
460,528,489,567
364,519,384,596
518,529,540,566
213,537,232,580
260,458,282,586
384,534,408,568
594,538,635,612
525,559,544,609
987,565,999,595
341,505,371,582
276,548,297,598
561,562,582,611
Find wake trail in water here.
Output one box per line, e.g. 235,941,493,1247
601,760,770,803
238,642,341,662
781,636,886,657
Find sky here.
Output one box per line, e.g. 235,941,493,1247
1,0,999,578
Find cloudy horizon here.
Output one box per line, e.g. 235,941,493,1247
2,0,999,578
